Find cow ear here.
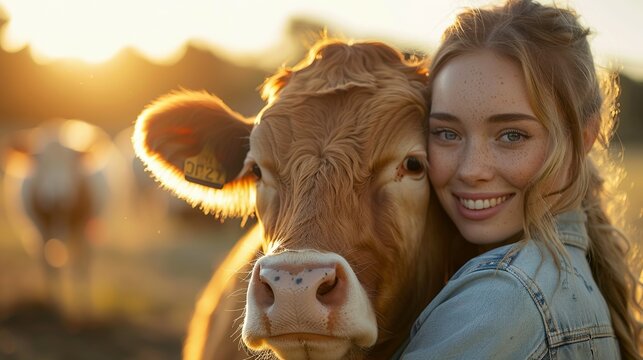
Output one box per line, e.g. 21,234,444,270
132,90,256,219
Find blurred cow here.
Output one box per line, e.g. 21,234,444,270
133,39,470,360
1,119,117,315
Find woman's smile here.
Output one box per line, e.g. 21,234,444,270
453,192,515,221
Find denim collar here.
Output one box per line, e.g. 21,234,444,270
555,208,589,252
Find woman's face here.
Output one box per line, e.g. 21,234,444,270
428,50,549,245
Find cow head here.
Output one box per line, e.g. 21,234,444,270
133,39,433,359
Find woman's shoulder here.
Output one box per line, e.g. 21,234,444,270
452,238,602,304
399,244,548,359
397,240,619,359
452,240,614,333
429,242,550,329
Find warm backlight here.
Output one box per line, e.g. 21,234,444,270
0,0,286,64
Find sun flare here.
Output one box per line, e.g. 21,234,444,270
0,1,640,78
0,0,194,63
0,0,290,64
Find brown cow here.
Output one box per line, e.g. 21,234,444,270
133,39,455,360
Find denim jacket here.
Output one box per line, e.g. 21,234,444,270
393,209,620,359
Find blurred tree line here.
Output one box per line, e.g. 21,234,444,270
0,17,641,143
618,76,643,145
0,41,268,135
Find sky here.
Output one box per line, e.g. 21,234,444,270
0,0,642,79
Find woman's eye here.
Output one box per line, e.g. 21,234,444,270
431,129,459,141
499,131,529,143
252,164,262,180
403,156,424,173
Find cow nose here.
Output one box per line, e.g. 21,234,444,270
252,263,345,310
254,264,342,308
243,252,378,353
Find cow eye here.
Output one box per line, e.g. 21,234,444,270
252,164,262,180
403,156,423,173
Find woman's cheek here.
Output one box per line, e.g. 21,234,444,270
495,146,547,189
428,146,457,187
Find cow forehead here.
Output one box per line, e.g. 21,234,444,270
249,89,426,173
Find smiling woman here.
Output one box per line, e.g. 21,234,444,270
394,1,643,359
427,50,550,245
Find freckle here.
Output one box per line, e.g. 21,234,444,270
296,278,303,284
308,269,312,272
274,276,280,281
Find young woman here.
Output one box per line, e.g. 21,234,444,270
395,0,642,358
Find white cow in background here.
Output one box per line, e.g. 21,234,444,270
1,119,123,317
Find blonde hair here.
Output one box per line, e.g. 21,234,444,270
427,0,642,357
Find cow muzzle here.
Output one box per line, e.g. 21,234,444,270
242,251,377,360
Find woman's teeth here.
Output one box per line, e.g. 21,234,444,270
460,196,508,210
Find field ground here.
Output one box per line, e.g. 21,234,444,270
0,195,246,359
0,147,641,359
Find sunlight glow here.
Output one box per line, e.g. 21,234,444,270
0,0,289,64
1,0,196,63
56,119,116,174
0,0,641,78
59,119,102,153
4,149,33,178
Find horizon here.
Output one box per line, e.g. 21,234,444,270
1,0,642,80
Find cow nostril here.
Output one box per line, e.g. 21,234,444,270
257,276,275,307
316,274,339,303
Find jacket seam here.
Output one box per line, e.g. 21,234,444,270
548,324,615,347
558,233,588,251
528,340,549,360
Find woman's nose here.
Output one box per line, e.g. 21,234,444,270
456,140,494,185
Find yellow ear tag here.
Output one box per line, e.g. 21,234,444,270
183,144,227,189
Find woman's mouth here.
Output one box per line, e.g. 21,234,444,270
453,193,515,221
459,195,509,210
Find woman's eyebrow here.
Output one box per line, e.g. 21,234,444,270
429,112,538,123
488,113,538,123
428,112,459,122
